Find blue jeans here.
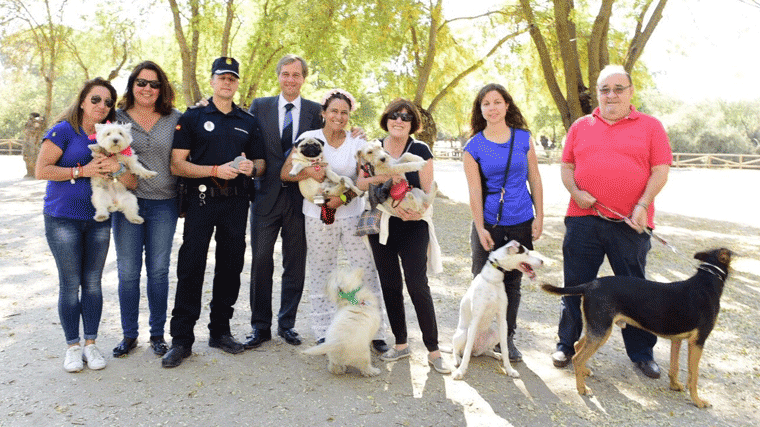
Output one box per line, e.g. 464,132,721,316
112,198,178,339
556,216,657,362
44,214,111,345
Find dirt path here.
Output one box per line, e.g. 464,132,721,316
1,157,758,426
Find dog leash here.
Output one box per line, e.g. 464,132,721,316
592,201,675,251
593,201,726,280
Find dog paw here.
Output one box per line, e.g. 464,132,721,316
669,380,685,392
328,364,346,375
452,369,465,380
692,398,711,409
126,216,145,224
94,214,109,222
139,171,158,179
362,367,381,377
578,385,592,396
506,367,520,378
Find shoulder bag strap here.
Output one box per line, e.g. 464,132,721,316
492,127,516,228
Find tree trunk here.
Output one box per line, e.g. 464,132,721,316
520,0,571,130
168,0,202,106
22,113,46,178
415,103,437,148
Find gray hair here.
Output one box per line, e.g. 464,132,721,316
275,54,308,78
597,65,632,87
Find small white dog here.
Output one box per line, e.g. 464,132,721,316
88,122,157,224
289,136,363,204
452,240,543,380
302,267,382,377
356,139,437,214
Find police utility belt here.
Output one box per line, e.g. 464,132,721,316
180,179,247,206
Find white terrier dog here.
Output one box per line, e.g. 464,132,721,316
302,267,382,377
452,240,543,380
355,139,437,214
88,122,157,224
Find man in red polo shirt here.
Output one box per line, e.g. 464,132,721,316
551,65,672,379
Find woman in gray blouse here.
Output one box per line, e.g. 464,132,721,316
112,61,182,357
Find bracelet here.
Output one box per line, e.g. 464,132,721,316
70,163,82,184
112,163,127,178
314,164,321,171
636,202,648,209
211,165,218,178
339,193,348,204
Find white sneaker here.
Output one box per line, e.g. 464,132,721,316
64,345,84,373
83,344,107,370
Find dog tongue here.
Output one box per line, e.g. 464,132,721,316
521,263,536,279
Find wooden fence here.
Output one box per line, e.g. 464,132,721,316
0,140,23,155
433,146,760,170
671,153,760,169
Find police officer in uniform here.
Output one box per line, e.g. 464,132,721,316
162,57,265,368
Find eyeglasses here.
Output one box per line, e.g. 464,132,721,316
388,112,413,122
135,78,161,89
90,95,114,108
598,85,631,95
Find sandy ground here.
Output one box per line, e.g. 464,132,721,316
1,156,759,427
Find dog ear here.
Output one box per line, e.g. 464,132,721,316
95,123,104,133
505,240,520,254
123,123,132,131
315,138,326,146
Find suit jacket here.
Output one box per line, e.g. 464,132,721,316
249,96,323,216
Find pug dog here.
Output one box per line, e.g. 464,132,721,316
289,136,363,204
88,122,157,224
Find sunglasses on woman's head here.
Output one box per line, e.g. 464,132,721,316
90,95,114,108
135,78,161,89
388,112,413,122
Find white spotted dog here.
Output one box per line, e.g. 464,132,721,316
302,267,382,377
88,122,157,224
289,136,363,204
452,240,543,380
355,139,437,214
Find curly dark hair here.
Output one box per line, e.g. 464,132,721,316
379,98,421,134
469,83,528,138
56,77,117,135
121,61,175,115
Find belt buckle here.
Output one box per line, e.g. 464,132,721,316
198,184,207,206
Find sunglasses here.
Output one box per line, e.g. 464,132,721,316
90,95,114,108
135,78,161,89
388,111,413,122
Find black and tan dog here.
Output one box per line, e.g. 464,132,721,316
542,248,733,408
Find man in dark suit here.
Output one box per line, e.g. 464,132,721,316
245,54,322,348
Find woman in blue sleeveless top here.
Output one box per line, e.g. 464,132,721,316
463,83,544,362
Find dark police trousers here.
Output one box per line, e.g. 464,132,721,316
170,192,249,348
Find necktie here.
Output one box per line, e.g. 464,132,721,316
281,103,294,154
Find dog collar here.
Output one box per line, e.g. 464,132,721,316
338,287,362,305
489,258,509,275
697,262,727,280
